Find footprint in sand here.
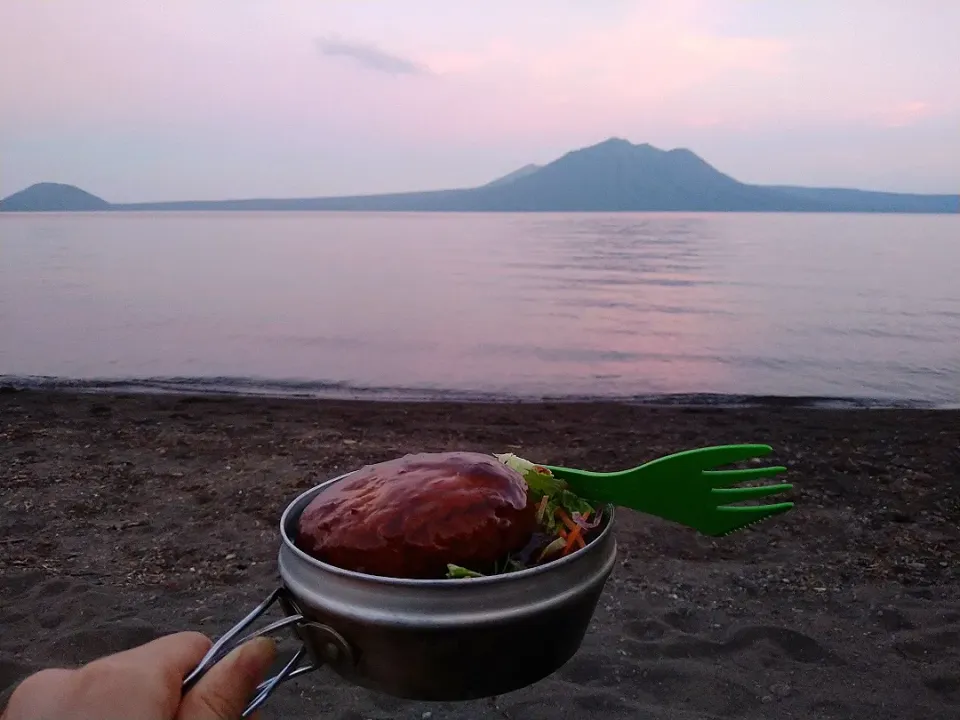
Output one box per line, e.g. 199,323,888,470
630,665,761,716
623,622,842,665
923,672,960,704
895,629,960,663
660,606,704,634
623,618,670,641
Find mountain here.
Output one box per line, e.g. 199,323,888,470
0,182,110,212
2,139,957,213
449,138,818,212
483,163,542,188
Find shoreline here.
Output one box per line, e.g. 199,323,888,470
2,389,958,718
2,376,956,410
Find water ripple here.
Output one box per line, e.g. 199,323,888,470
2,211,958,407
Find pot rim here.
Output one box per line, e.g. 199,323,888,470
279,468,616,588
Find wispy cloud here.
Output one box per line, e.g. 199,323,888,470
316,36,428,76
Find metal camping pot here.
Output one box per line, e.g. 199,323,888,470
182,470,618,717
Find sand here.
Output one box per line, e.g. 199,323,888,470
1,389,958,719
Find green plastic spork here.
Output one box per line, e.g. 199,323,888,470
542,444,794,536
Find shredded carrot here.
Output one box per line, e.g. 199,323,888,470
559,527,568,539
562,526,582,555
555,509,577,532
561,510,591,556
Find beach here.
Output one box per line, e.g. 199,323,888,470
1,389,958,719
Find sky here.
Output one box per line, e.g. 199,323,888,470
1,0,958,202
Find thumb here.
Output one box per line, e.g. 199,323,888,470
176,637,277,720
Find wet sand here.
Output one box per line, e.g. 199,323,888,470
1,390,959,719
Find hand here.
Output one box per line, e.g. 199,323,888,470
1,631,276,720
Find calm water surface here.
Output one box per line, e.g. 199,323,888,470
1,212,958,406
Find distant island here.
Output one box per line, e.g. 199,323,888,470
2,138,957,213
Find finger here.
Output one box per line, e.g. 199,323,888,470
711,483,793,503
177,637,276,720
704,466,788,487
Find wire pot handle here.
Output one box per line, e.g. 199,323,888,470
180,587,321,718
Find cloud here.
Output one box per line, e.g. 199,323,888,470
316,36,428,76
421,3,789,101
876,100,934,128
400,2,792,139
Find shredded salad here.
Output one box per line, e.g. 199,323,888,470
445,453,602,579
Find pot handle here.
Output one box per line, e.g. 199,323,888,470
181,587,318,718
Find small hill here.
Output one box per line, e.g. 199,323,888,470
766,185,959,214
0,183,110,212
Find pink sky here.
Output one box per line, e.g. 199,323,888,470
1,0,957,201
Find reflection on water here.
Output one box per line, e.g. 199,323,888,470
1,211,958,406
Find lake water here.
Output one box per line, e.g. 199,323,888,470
1,212,958,407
